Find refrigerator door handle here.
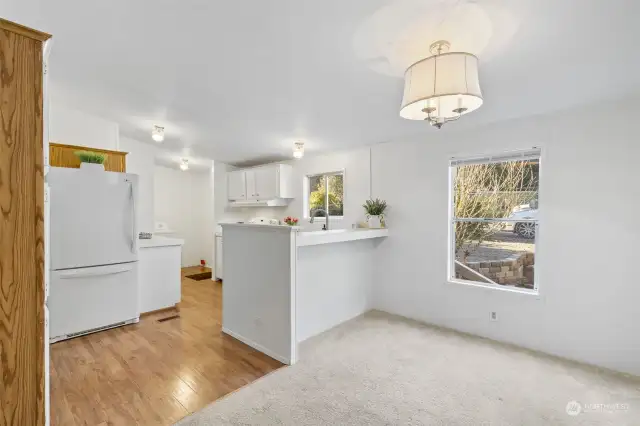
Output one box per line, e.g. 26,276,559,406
130,182,137,254
58,264,133,279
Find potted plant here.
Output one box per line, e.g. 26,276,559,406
284,216,299,227
363,198,387,228
75,150,107,171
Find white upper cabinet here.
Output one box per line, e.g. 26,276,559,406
227,164,293,204
249,166,278,200
227,170,247,201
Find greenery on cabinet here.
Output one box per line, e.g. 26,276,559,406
74,150,107,164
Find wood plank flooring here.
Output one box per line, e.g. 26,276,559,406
50,267,283,425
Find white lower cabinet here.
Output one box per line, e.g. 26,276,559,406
139,244,182,313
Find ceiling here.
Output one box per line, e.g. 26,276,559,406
5,0,640,165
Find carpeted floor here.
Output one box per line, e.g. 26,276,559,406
176,311,640,426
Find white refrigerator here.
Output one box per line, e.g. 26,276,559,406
47,166,140,342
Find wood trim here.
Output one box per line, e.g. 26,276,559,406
0,26,46,426
0,18,51,42
49,142,128,156
49,143,128,172
140,304,181,317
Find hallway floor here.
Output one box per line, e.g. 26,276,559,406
50,267,283,425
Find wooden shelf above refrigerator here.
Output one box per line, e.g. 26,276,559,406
49,142,128,172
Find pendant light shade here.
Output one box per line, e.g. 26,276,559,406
400,44,483,125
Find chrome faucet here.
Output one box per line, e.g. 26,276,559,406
310,208,329,230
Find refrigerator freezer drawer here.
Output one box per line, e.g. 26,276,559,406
49,262,139,340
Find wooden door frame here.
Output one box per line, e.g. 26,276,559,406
0,17,51,426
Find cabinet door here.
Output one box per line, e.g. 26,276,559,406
254,166,279,200
245,170,258,200
227,171,246,200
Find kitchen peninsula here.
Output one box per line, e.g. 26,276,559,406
221,223,388,364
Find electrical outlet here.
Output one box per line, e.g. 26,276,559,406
490,311,498,321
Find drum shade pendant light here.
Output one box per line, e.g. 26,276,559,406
400,40,483,128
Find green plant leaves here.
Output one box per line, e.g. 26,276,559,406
74,150,107,164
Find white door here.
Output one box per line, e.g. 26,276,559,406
253,166,279,200
48,168,138,269
227,170,246,201
49,263,139,339
245,169,258,200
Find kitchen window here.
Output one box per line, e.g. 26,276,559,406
449,149,540,292
305,172,344,219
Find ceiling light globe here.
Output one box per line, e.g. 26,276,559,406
151,125,165,142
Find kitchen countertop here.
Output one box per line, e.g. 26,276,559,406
139,236,185,249
220,223,389,246
296,228,388,247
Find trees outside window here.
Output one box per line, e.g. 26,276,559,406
450,150,540,290
307,173,344,217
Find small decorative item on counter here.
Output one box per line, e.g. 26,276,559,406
284,216,299,226
363,198,387,228
75,150,107,171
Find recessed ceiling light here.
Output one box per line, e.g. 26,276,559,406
293,141,304,159
152,125,165,142
180,159,189,171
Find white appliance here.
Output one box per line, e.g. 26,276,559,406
47,167,140,342
248,217,280,225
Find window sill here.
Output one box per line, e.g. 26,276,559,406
303,216,344,221
447,278,541,298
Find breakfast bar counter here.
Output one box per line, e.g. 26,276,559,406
220,223,387,365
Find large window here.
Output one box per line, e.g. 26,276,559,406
449,149,540,291
306,172,344,218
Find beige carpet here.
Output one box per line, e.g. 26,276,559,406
176,312,640,425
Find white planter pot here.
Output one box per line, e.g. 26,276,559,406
367,215,382,229
80,162,105,171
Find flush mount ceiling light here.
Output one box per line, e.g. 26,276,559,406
293,141,304,159
179,158,189,171
151,125,165,142
400,40,483,129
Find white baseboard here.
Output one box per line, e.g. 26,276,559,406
222,327,292,365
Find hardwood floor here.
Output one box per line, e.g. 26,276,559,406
50,267,283,425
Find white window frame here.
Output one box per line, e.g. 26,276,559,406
303,170,345,220
447,148,541,295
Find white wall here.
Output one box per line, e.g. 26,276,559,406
370,98,640,376
222,225,296,364
154,165,215,267
119,137,157,233
280,147,371,230
50,103,119,150
297,239,375,342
